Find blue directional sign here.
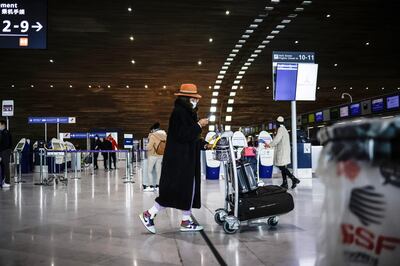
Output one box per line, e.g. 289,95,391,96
28,117,76,124
69,132,106,139
272,51,315,63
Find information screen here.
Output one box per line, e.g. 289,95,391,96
268,123,273,130
386,95,399,110
330,108,339,120
302,115,308,125
0,0,47,49
275,63,298,101
323,109,331,121
350,103,361,116
372,98,384,113
308,113,315,123
315,111,323,122
361,100,371,115
340,106,349,118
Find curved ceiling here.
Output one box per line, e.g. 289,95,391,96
0,0,399,140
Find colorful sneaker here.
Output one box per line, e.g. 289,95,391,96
1,182,11,189
139,211,156,234
180,220,204,232
143,187,154,192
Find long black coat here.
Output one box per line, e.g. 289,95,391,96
155,98,205,210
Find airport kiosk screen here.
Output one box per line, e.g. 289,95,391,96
340,106,349,118
387,95,400,110
302,115,308,124
308,113,315,123
268,123,273,130
16,142,24,149
361,100,372,115
330,108,339,120
323,109,331,121
315,111,323,122
350,103,361,116
372,98,384,113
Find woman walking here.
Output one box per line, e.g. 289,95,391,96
139,84,209,233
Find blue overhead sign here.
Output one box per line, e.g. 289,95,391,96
69,132,107,139
272,51,315,63
28,117,76,124
0,0,47,49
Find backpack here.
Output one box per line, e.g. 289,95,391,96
155,139,166,155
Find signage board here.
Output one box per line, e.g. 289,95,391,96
69,132,107,139
386,95,399,110
28,117,76,124
0,0,47,49
123,133,134,149
2,99,14,116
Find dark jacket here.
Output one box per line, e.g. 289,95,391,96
155,98,205,210
0,129,12,152
100,139,113,153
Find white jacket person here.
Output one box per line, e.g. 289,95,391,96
269,123,291,166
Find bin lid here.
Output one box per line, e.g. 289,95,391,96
317,117,400,164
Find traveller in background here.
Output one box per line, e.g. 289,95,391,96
100,137,112,171
265,116,300,189
242,141,257,175
0,120,12,189
106,134,118,169
144,122,167,192
139,83,210,233
93,135,101,170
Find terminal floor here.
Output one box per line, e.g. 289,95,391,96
0,167,324,266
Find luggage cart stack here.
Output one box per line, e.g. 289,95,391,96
213,131,294,234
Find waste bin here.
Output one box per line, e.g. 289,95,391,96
316,117,400,266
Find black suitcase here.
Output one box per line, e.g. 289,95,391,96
234,162,258,194
234,186,294,221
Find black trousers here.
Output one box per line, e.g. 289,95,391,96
93,152,99,168
278,165,295,184
110,153,116,168
0,149,12,183
102,153,109,169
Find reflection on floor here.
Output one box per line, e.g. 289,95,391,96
0,165,324,266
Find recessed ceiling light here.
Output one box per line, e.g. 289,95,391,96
226,107,233,112
365,42,370,46
198,60,202,65
214,85,221,89
219,71,226,74
50,85,53,88
239,86,243,89
11,84,14,87
333,86,337,90
382,87,385,90
218,75,224,79
254,18,263,23
230,92,236,97
131,60,135,64
126,85,129,88
271,0,280,3
216,80,222,84
295,7,304,12
235,44,243,48
145,85,148,88
266,86,270,90
334,63,338,67
107,85,111,88
249,24,258,28
88,85,91,88
128,7,132,12
209,86,212,89
317,86,320,90
266,35,275,39
350,87,352,90
295,40,299,44
288,14,298,18
232,49,239,53
276,25,285,29
245,29,254,34
366,87,369,90
265,6,274,11
326,14,331,18
397,87,400,90
282,19,291,24
238,39,246,43
271,30,279,34
209,38,213,43
302,1,312,5
227,58,233,61
232,85,238,90
129,36,134,41
31,85,34,88
69,85,73,88
49,59,54,63
212,92,219,96
225,10,230,15
241,34,250,39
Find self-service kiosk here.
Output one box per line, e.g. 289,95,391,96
65,141,80,171
204,132,221,180
13,138,31,176
257,131,274,180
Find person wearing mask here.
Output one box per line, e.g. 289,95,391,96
0,120,12,188
106,134,118,169
265,116,300,189
144,122,167,192
99,137,112,171
139,84,209,233
92,135,101,170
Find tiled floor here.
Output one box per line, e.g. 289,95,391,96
0,164,324,266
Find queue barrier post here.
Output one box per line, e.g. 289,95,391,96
124,151,134,184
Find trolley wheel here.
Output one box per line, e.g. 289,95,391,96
214,210,227,225
267,216,279,227
223,221,238,234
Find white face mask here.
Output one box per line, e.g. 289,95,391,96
190,99,198,109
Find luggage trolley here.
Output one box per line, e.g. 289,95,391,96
213,131,294,234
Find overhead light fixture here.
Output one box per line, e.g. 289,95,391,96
128,7,132,12
212,92,219,96
211,98,218,104
209,85,212,89
271,0,280,3
225,10,230,15
214,85,221,89
271,30,280,34
69,85,73,88
226,107,233,112
222,66,228,70
262,40,270,44
239,71,245,75
198,60,202,65
209,38,213,43
302,1,312,5
276,25,285,29
365,42,370,46
326,14,331,18
216,80,222,84
295,7,304,12
131,59,135,64
209,125,215,131
254,18,263,23
333,86,337,90
227,58,233,61
334,63,338,67
239,86,243,89
219,70,226,74
237,76,243,79
126,85,129,88
233,80,240,84
241,34,250,39
31,85,34,88
210,106,217,112
350,87,352,90
241,66,249,70
266,86,270,90
88,85,91,88
232,85,238,90
209,115,216,122
144,84,148,88
244,62,251,66
366,87,368,90
254,49,262,53
282,19,291,24
235,44,243,48
266,35,275,39
230,92,236,97
250,54,258,58
238,39,246,43
382,87,385,90
129,36,134,41
317,86,320,90
226,116,232,122
225,125,231,131
163,85,167,89
49,59,54,63
50,85,53,88
398,87,400,90
265,6,274,11
11,84,14,87
245,30,254,34
249,24,258,28
295,40,299,44
107,85,111,88
258,45,266,49
247,58,254,62
232,49,239,53
224,62,231,66
217,75,224,79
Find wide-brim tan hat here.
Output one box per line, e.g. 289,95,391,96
174,83,202,99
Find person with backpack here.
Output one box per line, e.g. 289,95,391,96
139,83,210,233
144,122,167,192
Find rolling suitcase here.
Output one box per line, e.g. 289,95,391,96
236,185,294,221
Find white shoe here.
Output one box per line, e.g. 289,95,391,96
143,187,154,192
2,182,11,188
180,220,204,232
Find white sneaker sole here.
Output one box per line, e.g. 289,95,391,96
139,214,156,234
180,227,204,232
